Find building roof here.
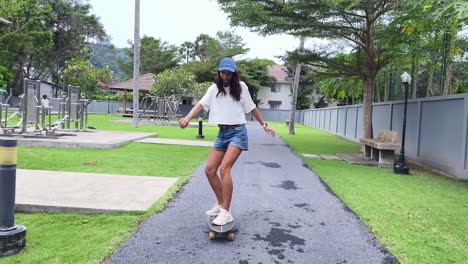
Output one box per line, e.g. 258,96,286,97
109,73,155,92
268,65,292,83
0,17,12,25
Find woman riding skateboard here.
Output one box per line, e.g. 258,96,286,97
179,57,275,225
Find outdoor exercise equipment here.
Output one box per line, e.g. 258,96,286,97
0,89,22,134
139,94,180,121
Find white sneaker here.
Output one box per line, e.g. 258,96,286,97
212,208,234,226
205,204,222,216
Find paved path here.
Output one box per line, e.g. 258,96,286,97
109,123,398,264
0,131,156,149
136,138,213,147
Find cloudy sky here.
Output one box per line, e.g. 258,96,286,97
89,0,300,63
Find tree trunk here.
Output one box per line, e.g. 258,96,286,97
443,62,452,95
362,77,374,138
288,37,305,135
412,62,418,99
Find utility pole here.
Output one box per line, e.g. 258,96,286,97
288,37,305,135
132,0,140,128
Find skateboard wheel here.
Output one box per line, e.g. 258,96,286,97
208,231,216,240
227,232,235,241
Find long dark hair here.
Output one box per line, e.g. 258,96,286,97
215,71,241,101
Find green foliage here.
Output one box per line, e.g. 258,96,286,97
193,34,220,62
180,60,216,83
296,82,316,110
62,58,112,97
453,60,468,94
43,0,106,83
89,43,130,82
192,82,212,100
237,59,275,104
151,68,196,98
318,77,362,104
191,31,248,62
0,0,53,92
0,0,106,93
119,36,181,77
0,65,13,89
431,0,468,21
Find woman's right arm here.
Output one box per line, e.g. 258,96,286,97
179,103,204,128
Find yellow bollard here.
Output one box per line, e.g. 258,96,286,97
0,139,26,257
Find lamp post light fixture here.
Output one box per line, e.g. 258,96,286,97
393,71,411,175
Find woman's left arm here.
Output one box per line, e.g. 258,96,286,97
250,107,275,137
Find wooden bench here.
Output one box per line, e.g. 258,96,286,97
359,130,401,165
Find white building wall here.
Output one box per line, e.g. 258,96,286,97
257,82,292,110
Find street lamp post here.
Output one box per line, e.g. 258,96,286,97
393,71,411,175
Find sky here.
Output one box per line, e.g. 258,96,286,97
89,0,300,64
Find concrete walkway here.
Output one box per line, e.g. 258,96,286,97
109,123,398,264
0,130,156,149
16,169,177,213
136,138,213,147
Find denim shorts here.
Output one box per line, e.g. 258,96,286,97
213,124,248,151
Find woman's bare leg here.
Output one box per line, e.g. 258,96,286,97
205,148,226,205
219,145,242,211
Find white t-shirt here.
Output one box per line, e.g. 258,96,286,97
198,81,256,125
41,98,50,107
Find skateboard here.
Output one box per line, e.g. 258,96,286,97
208,215,236,241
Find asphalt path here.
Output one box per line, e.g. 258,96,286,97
109,123,398,264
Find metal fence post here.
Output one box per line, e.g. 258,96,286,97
336,108,339,134
354,106,359,139
416,101,423,157
463,95,468,174
0,139,26,257
344,107,348,137
389,103,394,130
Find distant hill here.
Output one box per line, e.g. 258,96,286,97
89,43,130,83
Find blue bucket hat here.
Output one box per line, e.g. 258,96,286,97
218,57,237,72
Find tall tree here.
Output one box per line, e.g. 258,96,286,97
179,41,195,64
288,37,304,135
0,0,53,94
192,31,249,62
61,58,111,98
181,31,250,83
0,0,106,93
44,0,106,88
218,0,400,138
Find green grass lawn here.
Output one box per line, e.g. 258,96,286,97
1,141,210,264
18,143,209,177
273,123,468,264
86,114,219,141
274,123,361,155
